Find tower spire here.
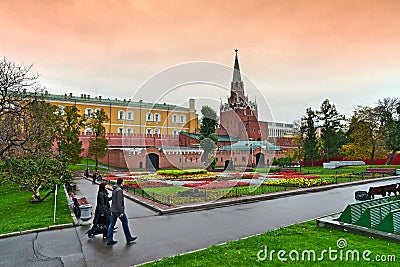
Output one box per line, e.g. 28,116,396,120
232,49,242,82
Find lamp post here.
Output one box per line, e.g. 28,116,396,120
86,153,89,169
297,144,302,172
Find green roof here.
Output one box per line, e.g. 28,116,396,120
41,92,188,111
221,140,280,151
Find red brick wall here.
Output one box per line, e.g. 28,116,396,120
80,133,179,156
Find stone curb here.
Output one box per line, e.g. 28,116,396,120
0,224,76,239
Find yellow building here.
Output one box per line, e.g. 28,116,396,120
43,91,198,135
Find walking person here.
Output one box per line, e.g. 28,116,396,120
86,183,111,238
92,169,97,184
107,178,137,245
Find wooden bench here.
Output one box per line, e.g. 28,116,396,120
383,184,398,197
368,184,398,199
365,168,396,175
65,182,76,192
280,168,297,173
368,186,385,199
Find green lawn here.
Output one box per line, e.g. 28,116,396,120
143,220,399,266
0,181,73,234
67,158,128,172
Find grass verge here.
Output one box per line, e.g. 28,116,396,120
0,181,73,235
142,220,399,266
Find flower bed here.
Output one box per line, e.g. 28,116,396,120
103,173,117,177
267,173,320,179
104,176,135,181
124,181,172,189
157,169,208,177
183,181,250,190
262,178,334,187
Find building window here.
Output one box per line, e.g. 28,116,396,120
146,112,153,122
146,128,153,134
118,128,124,134
172,114,178,123
118,110,125,120
173,129,179,135
154,128,160,135
154,113,161,122
126,111,134,121
126,128,133,134
180,115,186,123
85,108,93,118
242,156,246,162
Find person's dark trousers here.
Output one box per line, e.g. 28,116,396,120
107,211,133,243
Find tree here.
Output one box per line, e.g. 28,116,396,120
301,107,319,167
0,58,42,158
348,106,387,164
24,100,61,157
0,58,73,203
58,105,85,164
199,106,218,170
87,109,109,169
341,115,372,160
317,99,345,161
1,98,60,160
7,155,72,203
376,98,400,164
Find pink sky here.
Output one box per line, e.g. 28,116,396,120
1,0,399,122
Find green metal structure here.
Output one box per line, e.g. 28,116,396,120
337,197,390,224
338,196,400,235
375,208,400,234
355,200,400,228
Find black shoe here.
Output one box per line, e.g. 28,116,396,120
107,240,118,245
126,236,137,243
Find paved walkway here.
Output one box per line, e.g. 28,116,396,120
1,176,400,266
